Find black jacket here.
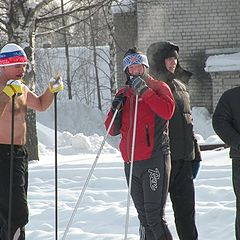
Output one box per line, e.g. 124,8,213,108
147,41,201,162
212,86,240,158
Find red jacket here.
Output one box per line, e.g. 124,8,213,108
105,76,175,162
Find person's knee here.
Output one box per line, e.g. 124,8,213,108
13,203,29,227
138,213,147,227
145,204,162,226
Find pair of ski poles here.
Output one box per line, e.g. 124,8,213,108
61,90,139,240
7,86,138,240
8,92,59,240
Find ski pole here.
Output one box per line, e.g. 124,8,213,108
53,73,62,240
124,94,139,240
54,92,58,240
61,92,127,240
8,94,16,240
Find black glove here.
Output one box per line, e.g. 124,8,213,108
192,161,200,179
112,93,126,111
131,76,148,96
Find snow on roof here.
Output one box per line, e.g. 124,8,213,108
111,0,136,14
205,52,240,72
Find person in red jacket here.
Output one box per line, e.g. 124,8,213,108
105,47,175,240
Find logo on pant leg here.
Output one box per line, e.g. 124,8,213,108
148,168,160,191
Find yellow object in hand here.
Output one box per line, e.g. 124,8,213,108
49,76,64,94
2,80,23,98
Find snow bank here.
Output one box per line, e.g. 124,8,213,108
205,52,240,72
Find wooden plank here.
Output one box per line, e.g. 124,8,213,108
200,144,228,151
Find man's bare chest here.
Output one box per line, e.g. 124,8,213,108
5,95,27,116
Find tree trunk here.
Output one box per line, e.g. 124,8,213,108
61,0,72,100
26,109,39,160
6,0,40,160
23,42,39,161
105,5,117,99
89,13,102,111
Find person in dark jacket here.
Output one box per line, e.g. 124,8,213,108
105,47,175,240
147,41,202,240
212,87,240,240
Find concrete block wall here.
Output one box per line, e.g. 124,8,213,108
113,12,137,89
137,0,240,112
112,0,240,112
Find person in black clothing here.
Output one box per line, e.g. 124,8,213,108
147,41,202,240
212,88,240,240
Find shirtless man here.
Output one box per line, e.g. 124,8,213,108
0,43,63,240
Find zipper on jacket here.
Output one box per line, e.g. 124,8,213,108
145,124,150,147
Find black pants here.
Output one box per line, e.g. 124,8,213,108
169,160,198,240
0,144,29,240
232,158,240,240
124,154,172,240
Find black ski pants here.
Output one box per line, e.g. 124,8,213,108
169,159,198,240
0,144,29,240
124,154,173,240
232,158,240,240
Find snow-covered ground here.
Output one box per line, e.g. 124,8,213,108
24,101,236,240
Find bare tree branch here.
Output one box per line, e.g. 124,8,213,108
36,0,112,23
0,26,7,33
34,0,55,13
0,18,7,28
36,0,113,37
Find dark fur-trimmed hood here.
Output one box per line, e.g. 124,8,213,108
147,41,192,84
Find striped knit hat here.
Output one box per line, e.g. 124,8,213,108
123,53,149,71
0,43,28,66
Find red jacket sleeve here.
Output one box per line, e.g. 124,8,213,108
141,76,175,120
104,88,127,136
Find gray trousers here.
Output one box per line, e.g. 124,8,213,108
124,154,173,240
232,158,240,240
